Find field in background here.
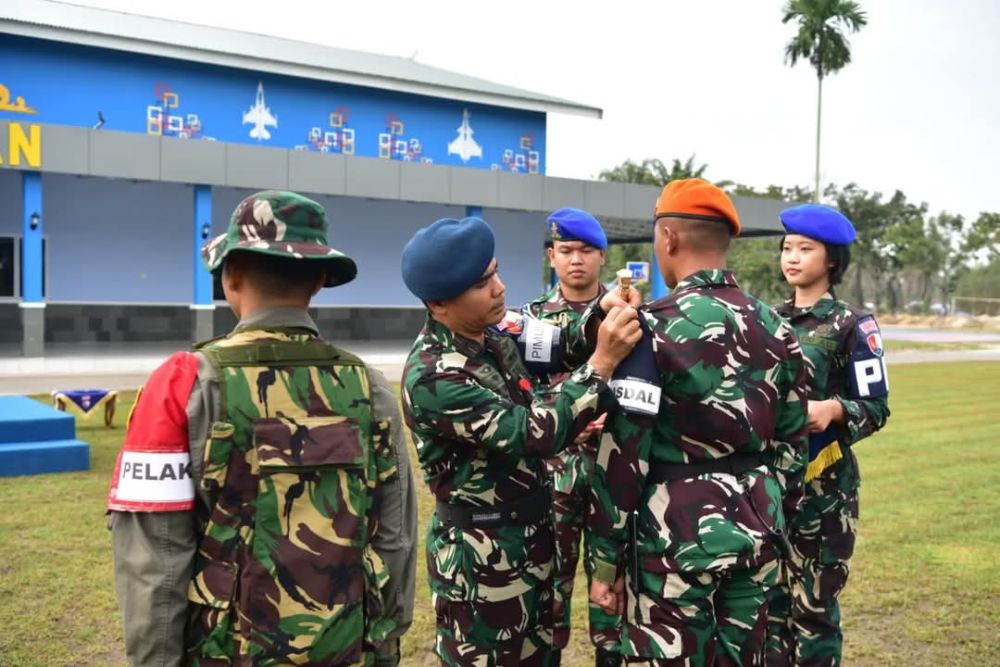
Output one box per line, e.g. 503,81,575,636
1,362,997,666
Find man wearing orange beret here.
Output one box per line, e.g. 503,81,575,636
587,179,809,665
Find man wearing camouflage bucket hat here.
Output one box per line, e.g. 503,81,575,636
108,191,417,666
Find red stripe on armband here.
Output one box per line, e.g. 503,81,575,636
107,352,199,512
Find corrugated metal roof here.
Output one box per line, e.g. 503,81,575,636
1,0,602,118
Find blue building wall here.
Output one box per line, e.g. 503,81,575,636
0,170,545,307
44,174,192,302
0,35,546,174
210,189,545,308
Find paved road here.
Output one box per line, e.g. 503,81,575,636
880,325,1000,343
2,331,998,395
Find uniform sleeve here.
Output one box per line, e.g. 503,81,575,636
108,351,201,667
368,369,417,651
836,315,891,446
588,410,654,584
404,365,609,460
763,323,810,520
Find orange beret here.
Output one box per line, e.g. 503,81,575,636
653,178,741,236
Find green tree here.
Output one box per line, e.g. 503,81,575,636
783,0,868,201
964,212,1000,260
596,155,736,298
598,155,733,189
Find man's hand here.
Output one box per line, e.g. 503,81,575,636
590,577,626,615
601,287,641,312
574,412,607,444
589,306,641,381
807,399,845,433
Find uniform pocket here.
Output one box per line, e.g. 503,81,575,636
427,523,471,602
186,558,238,662
249,416,368,663
200,421,235,494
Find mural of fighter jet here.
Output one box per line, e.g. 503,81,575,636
448,109,482,162
242,82,277,141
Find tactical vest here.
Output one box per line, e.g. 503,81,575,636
185,328,391,667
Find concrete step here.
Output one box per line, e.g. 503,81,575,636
0,395,77,443
0,439,91,477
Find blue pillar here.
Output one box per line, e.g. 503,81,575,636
191,185,215,342
465,205,483,219
21,172,43,302
193,185,213,305
650,249,667,300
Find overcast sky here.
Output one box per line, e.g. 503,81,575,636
63,0,1000,221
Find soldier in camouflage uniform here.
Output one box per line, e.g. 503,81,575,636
108,191,417,667
766,205,890,667
399,216,641,666
588,179,809,666
522,208,622,667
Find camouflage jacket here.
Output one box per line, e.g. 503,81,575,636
589,270,809,580
401,314,611,602
776,295,890,482
522,283,608,488
402,314,610,505
109,308,417,667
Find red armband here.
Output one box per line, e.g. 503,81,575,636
107,352,200,512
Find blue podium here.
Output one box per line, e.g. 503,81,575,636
0,396,91,477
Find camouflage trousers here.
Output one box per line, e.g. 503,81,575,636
428,514,558,667
604,469,788,666
547,447,623,652
433,587,557,666
765,455,859,667
614,560,778,666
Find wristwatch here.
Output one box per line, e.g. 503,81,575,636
574,361,607,385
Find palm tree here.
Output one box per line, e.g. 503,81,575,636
783,0,867,201
598,155,732,188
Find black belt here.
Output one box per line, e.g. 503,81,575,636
436,486,551,529
647,452,762,484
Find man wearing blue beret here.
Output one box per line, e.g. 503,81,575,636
522,208,623,667
767,204,890,667
400,216,641,666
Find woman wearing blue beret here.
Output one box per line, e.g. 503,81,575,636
766,204,891,667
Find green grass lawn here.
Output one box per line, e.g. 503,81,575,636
1,362,998,666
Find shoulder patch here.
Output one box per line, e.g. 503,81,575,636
858,317,879,335
107,352,199,512
848,316,889,398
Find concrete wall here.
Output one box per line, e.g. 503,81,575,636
18,303,426,343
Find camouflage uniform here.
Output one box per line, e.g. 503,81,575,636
108,309,417,667
588,270,809,666
523,284,620,652
401,314,612,666
766,296,890,667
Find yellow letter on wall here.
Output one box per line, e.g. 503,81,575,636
9,123,41,167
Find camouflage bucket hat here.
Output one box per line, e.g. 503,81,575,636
201,190,357,287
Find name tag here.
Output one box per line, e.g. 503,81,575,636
610,376,662,416
113,451,195,508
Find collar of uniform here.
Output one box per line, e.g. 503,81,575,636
424,313,492,358
233,306,320,335
543,282,607,314
778,292,837,319
673,268,738,294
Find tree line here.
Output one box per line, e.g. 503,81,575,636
592,157,1000,315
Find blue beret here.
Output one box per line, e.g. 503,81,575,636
401,217,495,301
780,204,856,245
548,208,608,250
